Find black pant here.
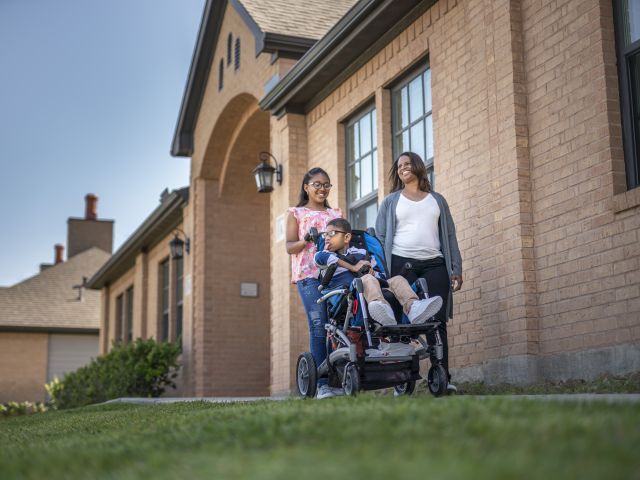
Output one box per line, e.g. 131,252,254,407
391,254,451,380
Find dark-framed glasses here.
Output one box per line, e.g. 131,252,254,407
321,230,346,238
308,181,332,190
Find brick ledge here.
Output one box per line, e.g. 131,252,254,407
613,186,640,213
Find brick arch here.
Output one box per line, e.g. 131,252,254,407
197,92,260,181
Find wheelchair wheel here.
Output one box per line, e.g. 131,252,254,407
393,380,416,396
343,364,360,396
427,364,448,397
296,352,317,398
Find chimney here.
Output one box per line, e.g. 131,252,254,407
85,194,97,220
54,244,64,264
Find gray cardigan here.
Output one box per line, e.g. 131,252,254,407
375,190,462,320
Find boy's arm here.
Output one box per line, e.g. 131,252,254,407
314,250,338,267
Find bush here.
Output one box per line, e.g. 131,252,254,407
0,401,47,418
46,338,181,410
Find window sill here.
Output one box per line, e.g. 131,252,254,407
613,186,640,213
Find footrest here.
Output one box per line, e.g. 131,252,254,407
374,322,440,335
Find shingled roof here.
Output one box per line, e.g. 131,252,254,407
238,0,357,40
0,247,110,331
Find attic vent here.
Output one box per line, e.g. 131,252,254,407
227,33,233,65
218,59,224,91
234,38,240,71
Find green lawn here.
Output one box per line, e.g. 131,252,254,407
1,396,639,480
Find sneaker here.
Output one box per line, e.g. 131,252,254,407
408,296,443,325
447,383,457,394
316,384,345,399
367,300,396,326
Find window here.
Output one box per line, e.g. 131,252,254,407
160,259,170,341
218,59,224,91
234,38,241,71
175,256,184,339
125,286,134,343
614,0,640,189
392,64,434,186
115,294,124,343
346,106,378,229
227,34,233,65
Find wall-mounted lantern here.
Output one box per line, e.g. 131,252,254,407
253,151,283,193
169,229,190,259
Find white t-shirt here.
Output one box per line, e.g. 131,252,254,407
391,193,443,260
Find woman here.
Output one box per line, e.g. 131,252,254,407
286,167,343,399
375,152,463,392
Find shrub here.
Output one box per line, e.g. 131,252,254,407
46,338,181,410
0,401,47,418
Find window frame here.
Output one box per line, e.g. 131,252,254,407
613,0,640,189
159,258,170,342
125,286,134,343
115,293,124,343
234,38,241,71
174,256,184,340
345,104,378,229
391,61,434,186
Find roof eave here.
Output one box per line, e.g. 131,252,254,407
87,189,189,289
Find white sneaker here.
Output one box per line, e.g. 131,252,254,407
316,384,345,399
447,383,457,394
408,296,443,324
367,300,396,326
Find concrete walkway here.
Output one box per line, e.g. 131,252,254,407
102,393,640,405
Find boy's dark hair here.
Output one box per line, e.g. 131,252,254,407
327,217,352,234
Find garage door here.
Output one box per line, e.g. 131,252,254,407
47,334,99,382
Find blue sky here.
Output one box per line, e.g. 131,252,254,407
0,0,205,286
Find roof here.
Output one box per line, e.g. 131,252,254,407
238,0,357,40
260,0,436,115
0,247,110,332
171,0,357,157
87,188,189,290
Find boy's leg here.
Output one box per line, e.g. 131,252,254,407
361,274,395,326
387,276,419,314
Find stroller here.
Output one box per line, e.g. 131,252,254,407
296,227,449,398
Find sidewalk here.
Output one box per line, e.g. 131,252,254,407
102,393,640,405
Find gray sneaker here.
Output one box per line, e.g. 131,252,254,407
447,383,457,394
408,296,443,324
316,385,345,399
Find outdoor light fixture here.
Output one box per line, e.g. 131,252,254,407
253,151,283,193
169,229,190,259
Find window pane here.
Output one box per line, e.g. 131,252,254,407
402,130,410,154
360,154,373,197
426,115,434,161
401,88,409,129
347,124,356,161
409,76,424,123
623,0,640,45
423,69,432,113
351,200,378,230
353,122,360,159
360,113,372,155
349,161,361,202
371,109,377,149
410,121,425,162
372,149,378,191
630,51,640,185
364,201,378,230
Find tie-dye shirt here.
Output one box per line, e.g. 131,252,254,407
288,206,343,283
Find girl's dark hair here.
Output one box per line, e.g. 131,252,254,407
296,167,332,207
389,151,432,193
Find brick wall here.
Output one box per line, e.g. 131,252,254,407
0,332,48,402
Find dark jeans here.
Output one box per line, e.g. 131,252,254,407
296,277,328,386
391,254,451,380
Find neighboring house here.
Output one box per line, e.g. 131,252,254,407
0,195,113,402
100,0,639,397
87,188,189,391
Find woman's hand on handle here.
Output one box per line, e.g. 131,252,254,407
451,274,463,292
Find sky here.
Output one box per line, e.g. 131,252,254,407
0,0,206,286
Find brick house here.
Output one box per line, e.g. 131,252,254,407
94,0,640,396
0,195,113,402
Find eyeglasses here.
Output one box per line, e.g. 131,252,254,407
321,230,346,238
308,182,333,190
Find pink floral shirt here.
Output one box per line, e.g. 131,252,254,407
288,206,343,283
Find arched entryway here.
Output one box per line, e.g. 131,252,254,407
190,93,271,396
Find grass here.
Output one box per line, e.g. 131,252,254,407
450,372,640,395
1,395,639,480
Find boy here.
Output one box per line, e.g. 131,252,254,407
314,218,443,327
